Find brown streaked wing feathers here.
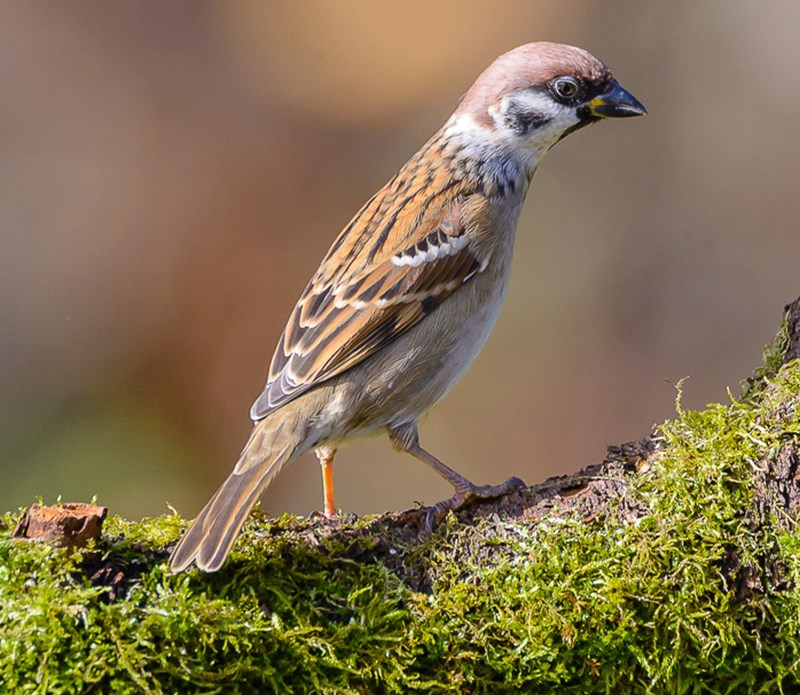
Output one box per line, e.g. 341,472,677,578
250,141,485,421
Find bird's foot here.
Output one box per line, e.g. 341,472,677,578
425,476,526,530
308,508,338,521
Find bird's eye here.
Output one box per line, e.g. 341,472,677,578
551,76,581,101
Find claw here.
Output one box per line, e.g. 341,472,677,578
425,476,526,530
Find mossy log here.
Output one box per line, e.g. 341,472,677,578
4,299,800,693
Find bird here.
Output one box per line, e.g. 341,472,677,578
170,42,646,573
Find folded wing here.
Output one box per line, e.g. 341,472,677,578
250,156,487,420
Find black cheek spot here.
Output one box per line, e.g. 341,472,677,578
506,107,548,135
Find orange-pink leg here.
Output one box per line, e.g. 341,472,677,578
315,446,338,519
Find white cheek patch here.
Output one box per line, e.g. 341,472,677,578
499,91,582,157
443,112,489,139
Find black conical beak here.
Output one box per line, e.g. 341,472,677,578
587,80,647,118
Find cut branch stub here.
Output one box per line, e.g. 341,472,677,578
13,502,108,549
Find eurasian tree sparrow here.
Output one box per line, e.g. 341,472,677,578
171,42,645,573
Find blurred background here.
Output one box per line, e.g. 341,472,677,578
3,1,800,520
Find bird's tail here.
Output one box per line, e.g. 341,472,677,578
170,407,307,573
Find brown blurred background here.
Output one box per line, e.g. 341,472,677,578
3,1,800,520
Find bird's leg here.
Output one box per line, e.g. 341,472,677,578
314,446,338,519
410,445,526,529
388,423,525,530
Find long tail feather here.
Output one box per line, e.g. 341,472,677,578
170,411,305,573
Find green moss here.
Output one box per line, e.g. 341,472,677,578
743,304,793,397
3,363,800,692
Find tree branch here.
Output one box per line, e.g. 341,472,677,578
3,297,800,692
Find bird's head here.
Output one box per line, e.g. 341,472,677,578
452,42,646,163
